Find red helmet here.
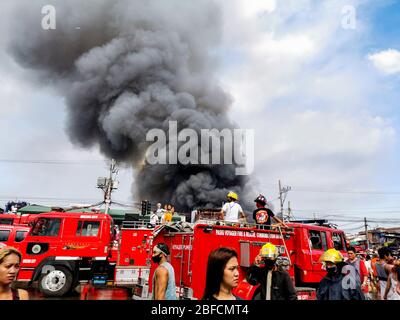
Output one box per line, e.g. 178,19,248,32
254,194,267,205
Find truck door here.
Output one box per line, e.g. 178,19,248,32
74,220,106,257
25,217,62,256
308,229,328,275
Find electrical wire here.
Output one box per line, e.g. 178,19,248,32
0,159,108,165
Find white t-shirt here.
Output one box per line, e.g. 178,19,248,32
222,202,243,222
150,213,159,225
155,208,164,218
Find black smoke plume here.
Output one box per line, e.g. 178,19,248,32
8,0,254,212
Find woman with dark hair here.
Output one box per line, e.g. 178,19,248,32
202,247,241,300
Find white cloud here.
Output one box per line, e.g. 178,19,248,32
368,49,400,75
217,0,399,220
238,0,276,18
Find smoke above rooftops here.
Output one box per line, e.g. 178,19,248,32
8,0,254,212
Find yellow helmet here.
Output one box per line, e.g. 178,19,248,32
319,248,343,263
260,243,279,259
227,191,238,201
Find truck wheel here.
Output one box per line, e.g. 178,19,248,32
38,266,73,297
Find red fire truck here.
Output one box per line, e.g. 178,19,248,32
12,210,348,299
146,219,348,300
15,211,154,297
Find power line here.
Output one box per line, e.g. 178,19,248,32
292,188,400,196
0,159,106,165
259,182,400,196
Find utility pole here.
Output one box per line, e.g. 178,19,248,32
97,159,119,215
364,217,369,250
278,180,291,221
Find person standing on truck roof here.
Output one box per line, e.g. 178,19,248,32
0,246,29,300
253,194,287,229
150,210,159,226
346,246,369,298
246,242,297,300
161,204,173,224
155,203,164,219
317,248,364,300
151,243,176,300
219,191,247,223
202,247,241,300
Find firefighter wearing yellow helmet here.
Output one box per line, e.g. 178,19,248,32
316,248,365,300
219,191,247,223
260,243,279,259
320,248,344,264
246,242,297,300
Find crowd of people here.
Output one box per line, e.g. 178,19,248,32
150,240,399,301
149,190,400,301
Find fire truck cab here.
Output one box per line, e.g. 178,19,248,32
14,211,156,298
17,212,115,297
289,221,348,286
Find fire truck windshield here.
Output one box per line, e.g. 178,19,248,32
31,218,61,236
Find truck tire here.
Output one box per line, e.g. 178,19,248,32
38,266,73,297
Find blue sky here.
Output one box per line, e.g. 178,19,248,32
367,0,400,49
1,0,400,233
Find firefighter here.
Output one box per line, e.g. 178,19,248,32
0,247,29,300
151,243,176,300
219,191,247,223
253,194,287,228
317,248,365,300
246,242,297,300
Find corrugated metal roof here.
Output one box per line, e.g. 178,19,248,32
18,204,52,213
